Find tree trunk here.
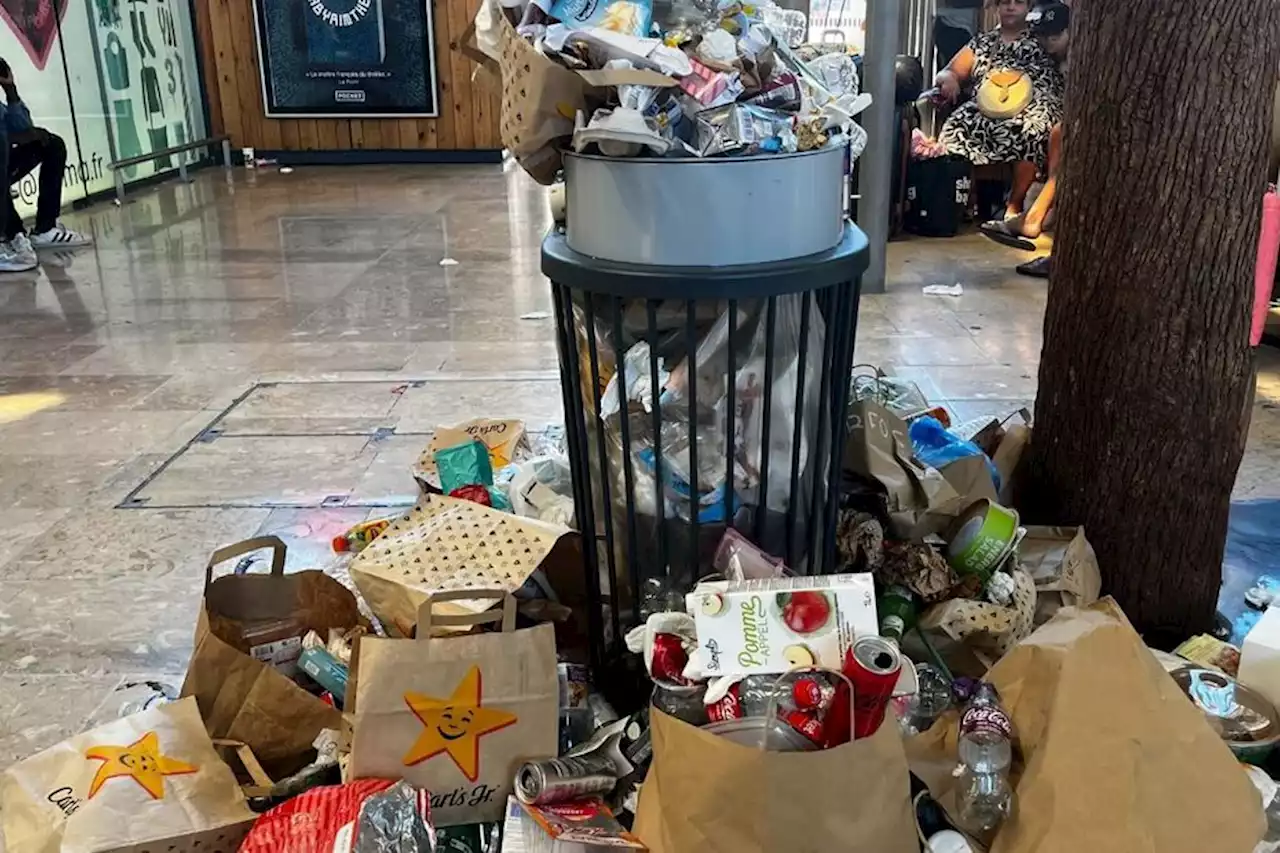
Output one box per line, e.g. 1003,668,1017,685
1024,0,1279,638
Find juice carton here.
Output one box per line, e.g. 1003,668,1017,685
687,573,878,677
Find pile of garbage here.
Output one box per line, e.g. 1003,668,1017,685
5,398,1280,853
472,0,869,181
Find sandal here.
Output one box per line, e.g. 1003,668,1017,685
979,216,1038,251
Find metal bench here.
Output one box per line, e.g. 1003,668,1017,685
109,135,233,201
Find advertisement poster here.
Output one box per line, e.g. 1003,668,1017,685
253,0,438,118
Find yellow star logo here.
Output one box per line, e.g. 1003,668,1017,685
401,666,518,782
84,731,197,800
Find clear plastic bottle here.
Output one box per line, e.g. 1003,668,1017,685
955,682,1014,837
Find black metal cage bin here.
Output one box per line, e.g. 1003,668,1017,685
544,224,869,674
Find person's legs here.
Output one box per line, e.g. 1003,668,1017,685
1021,122,1063,236
28,132,67,235
1007,160,1037,218
5,138,50,239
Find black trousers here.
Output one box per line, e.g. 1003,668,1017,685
0,131,68,240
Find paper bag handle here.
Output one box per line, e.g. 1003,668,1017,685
204,535,288,589
212,738,275,795
416,589,517,637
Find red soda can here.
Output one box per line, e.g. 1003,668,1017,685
844,635,902,739
649,632,692,686
792,676,835,712
706,683,744,722
780,708,825,745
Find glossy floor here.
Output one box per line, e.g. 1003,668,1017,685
0,164,1277,767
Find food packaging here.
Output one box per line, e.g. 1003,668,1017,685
519,798,646,851
548,0,653,36
241,616,308,676
1173,666,1280,764
687,573,878,677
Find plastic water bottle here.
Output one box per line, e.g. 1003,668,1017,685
955,682,1013,837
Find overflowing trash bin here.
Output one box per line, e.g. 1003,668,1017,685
544,211,868,673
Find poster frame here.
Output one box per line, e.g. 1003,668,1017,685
251,0,440,120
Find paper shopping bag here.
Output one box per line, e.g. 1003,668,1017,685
907,599,1264,853
0,697,255,853
497,14,587,185
181,537,361,778
348,493,581,638
844,398,963,537
347,591,559,826
634,709,916,853
1016,526,1102,626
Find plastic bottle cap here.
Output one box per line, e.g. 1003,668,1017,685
927,830,976,853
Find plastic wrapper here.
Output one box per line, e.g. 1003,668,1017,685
548,0,652,36
679,58,742,107
693,102,794,156
807,51,859,97
743,70,801,111
435,439,495,494
241,779,413,853
760,4,807,47
353,780,436,853
711,527,786,580
600,341,667,418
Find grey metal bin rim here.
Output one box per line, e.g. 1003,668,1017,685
563,147,839,167
541,221,870,301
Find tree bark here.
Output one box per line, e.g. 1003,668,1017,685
1024,0,1279,638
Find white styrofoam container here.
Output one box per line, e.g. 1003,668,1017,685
1238,605,1280,709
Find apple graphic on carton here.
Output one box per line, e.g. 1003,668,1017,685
777,591,832,635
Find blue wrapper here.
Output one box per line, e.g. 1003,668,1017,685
548,0,652,36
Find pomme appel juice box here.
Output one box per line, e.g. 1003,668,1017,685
687,574,878,677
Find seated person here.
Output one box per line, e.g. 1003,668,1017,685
981,0,1070,246
932,0,1065,221
0,57,91,267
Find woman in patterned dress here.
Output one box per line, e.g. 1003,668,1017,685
933,0,1065,219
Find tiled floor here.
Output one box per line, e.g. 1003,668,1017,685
0,163,1277,767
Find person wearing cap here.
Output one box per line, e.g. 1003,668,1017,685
979,0,1070,271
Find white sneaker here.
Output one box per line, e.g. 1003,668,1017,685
10,233,36,265
29,223,92,249
0,240,38,272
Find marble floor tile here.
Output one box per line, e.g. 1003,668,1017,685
4,508,270,582
0,675,125,767
0,576,200,676
246,506,378,574
215,381,404,435
0,453,135,510
60,342,270,376
128,435,375,507
392,377,565,432
0,374,170,409
404,341,561,374
0,509,68,572
0,410,201,458
347,434,427,506
253,342,418,373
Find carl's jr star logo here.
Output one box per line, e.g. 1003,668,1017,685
402,666,517,782
84,732,197,800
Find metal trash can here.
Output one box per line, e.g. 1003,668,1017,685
545,220,869,676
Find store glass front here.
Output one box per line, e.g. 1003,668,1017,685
0,0,206,217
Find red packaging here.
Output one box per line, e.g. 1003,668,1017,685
650,632,692,685
239,779,428,853
843,636,902,739
792,677,834,712
707,683,744,722
781,708,825,745
448,484,492,506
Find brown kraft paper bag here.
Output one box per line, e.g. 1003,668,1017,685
346,591,559,826
844,397,964,537
906,599,1264,853
634,709,917,853
181,536,361,778
0,697,256,853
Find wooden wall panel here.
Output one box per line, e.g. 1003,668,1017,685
193,0,500,152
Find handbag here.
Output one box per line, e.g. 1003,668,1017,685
976,68,1032,119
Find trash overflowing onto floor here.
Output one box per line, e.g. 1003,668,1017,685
6,360,1280,853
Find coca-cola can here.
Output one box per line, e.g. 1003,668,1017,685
780,708,825,745
707,683,745,722
792,676,835,712
845,635,902,739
